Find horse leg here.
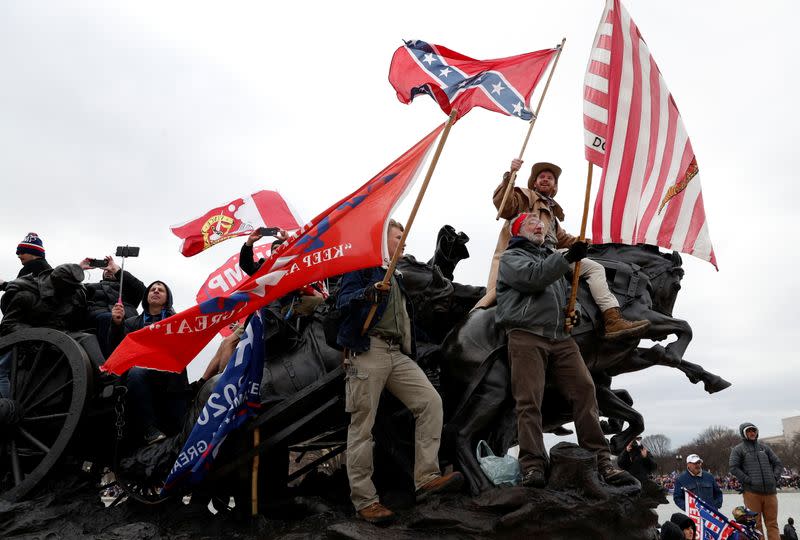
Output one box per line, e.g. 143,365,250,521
595,385,643,454
639,345,731,394
646,312,693,359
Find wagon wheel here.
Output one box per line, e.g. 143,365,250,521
0,328,91,502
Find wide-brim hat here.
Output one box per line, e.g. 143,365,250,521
528,162,562,184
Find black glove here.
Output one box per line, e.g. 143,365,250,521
564,241,589,263
564,309,580,332
363,283,389,304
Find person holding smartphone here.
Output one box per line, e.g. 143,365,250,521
80,255,145,357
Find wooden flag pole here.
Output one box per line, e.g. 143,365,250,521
566,161,594,322
361,109,459,335
496,38,567,220
251,427,260,516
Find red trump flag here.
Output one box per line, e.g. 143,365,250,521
583,0,716,268
170,190,301,257
389,40,557,120
102,124,444,375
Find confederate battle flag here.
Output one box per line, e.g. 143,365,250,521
170,190,301,257
389,40,558,120
102,123,445,375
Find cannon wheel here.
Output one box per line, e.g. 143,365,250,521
0,328,92,502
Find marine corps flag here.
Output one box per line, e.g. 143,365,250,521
583,0,717,268
389,40,557,120
102,124,444,375
170,190,301,257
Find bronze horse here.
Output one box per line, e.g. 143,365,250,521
438,242,730,494
132,227,729,501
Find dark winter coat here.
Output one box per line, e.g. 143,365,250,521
495,236,576,340
673,469,723,510
18,257,52,278
617,447,657,483
86,269,145,319
335,266,416,356
239,243,264,277
107,281,187,392
0,257,52,292
729,422,782,495
0,264,87,335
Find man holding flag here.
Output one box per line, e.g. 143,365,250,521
336,219,463,524
479,158,650,340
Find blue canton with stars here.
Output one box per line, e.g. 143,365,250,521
404,40,533,120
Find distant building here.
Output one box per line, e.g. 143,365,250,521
760,415,800,446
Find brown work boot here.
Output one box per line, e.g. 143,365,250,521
602,308,650,340
598,463,640,487
416,471,464,502
357,502,395,524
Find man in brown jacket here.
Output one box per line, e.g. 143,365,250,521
475,158,649,339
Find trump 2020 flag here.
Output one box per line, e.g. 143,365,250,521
102,124,444,375
390,40,557,120
162,312,264,493
685,490,757,540
583,0,717,268
170,190,301,257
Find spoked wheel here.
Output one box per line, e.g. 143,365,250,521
0,328,92,501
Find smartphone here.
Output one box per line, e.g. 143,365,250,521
115,246,140,258
88,258,107,268
258,227,280,237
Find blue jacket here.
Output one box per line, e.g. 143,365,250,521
673,469,722,511
335,266,416,356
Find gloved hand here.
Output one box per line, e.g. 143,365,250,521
564,309,580,332
564,241,589,263
364,282,390,303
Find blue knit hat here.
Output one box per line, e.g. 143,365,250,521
16,232,45,257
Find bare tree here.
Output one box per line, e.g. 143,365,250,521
642,434,671,457
677,425,739,475
642,434,672,475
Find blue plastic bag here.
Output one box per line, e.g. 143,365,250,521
476,440,522,487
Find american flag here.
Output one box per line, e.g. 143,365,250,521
686,490,759,540
583,0,717,268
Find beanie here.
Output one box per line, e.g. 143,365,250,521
16,232,45,258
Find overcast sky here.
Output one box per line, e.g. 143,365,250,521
1,1,797,448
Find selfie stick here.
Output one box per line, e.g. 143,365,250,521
117,249,128,304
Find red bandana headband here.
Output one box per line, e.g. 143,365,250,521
510,213,530,237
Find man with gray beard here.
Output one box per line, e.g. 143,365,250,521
495,213,636,489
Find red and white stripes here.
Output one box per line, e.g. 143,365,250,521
583,0,716,268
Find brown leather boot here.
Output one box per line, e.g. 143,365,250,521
602,308,650,339
357,502,395,524
415,471,464,502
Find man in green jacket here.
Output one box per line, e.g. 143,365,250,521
729,422,783,540
496,212,636,489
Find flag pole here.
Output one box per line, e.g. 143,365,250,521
361,109,459,334
496,38,566,220
565,161,593,322
251,427,260,516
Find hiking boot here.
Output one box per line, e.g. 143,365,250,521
416,471,464,502
522,469,546,488
602,308,650,340
143,426,167,445
598,463,639,487
357,502,395,524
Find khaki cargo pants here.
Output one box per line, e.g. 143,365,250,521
345,336,442,511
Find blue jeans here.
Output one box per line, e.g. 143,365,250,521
0,350,10,398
